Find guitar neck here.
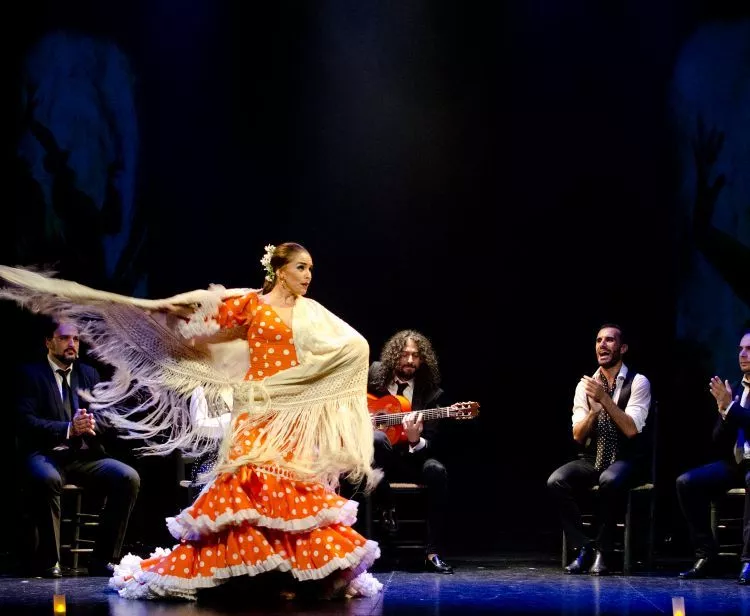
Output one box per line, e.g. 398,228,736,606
375,407,454,426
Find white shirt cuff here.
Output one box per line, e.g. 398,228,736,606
408,437,426,453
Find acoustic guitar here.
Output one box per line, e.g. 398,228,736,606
367,393,480,445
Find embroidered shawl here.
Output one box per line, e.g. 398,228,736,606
0,265,377,490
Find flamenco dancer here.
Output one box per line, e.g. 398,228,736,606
0,242,382,600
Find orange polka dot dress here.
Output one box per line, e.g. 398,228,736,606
110,292,381,600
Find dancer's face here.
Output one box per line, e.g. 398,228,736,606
278,251,313,296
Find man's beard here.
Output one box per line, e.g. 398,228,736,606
598,351,621,369
395,366,415,381
54,351,76,366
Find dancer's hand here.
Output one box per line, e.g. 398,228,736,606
148,303,199,322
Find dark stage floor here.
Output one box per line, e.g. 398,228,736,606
1,554,749,615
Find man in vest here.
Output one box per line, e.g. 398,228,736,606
677,327,750,583
547,323,652,575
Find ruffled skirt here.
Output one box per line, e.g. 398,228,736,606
109,464,381,600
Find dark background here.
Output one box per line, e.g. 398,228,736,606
2,0,749,563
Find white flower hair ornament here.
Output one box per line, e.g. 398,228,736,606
260,244,276,283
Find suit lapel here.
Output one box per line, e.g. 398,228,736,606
70,367,81,414
411,383,425,412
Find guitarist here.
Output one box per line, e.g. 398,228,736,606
367,329,454,574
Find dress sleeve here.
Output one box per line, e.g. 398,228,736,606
216,292,258,329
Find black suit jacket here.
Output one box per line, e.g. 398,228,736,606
16,360,105,457
712,380,750,462
367,361,448,462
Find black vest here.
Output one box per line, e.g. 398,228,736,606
579,370,649,465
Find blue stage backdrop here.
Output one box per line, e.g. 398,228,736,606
671,18,750,379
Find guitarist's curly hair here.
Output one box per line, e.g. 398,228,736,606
374,329,441,392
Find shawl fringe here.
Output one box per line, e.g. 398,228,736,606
0,265,378,491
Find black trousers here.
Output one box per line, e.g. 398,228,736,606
547,457,639,553
676,459,750,561
372,429,449,555
24,449,140,569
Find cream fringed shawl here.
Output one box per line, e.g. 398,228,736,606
0,265,377,491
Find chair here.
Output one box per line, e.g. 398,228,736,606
359,481,429,561
388,482,429,554
711,487,746,557
561,401,658,574
60,484,100,571
177,452,206,508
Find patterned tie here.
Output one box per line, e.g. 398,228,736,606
593,373,619,471
57,368,73,420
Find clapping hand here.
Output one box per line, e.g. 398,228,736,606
71,408,96,437
581,375,608,403
709,376,737,414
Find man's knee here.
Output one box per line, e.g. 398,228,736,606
35,474,63,496
373,430,393,469
547,468,566,492
374,430,391,450
423,459,447,483
675,472,691,494
598,472,622,492
26,461,63,495
112,464,140,497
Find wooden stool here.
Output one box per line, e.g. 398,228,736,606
60,484,99,570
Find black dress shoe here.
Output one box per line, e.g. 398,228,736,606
588,551,610,576
425,554,454,574
380,508,398,534
679,557,716,579
41,563,62,579
738,562,750,585
564,545,595,574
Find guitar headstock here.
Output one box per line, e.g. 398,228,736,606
449,401,479,419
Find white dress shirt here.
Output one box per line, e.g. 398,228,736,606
388,377,426,452
571,363,652,433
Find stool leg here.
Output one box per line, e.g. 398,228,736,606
710,501,719,543
623,492,633,575
647,490,655,570
72,491,82,570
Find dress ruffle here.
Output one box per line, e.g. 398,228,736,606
110,465,380,600
110,532,380,600
166,466,357,540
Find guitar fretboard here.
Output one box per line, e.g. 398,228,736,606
372,407,459,426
